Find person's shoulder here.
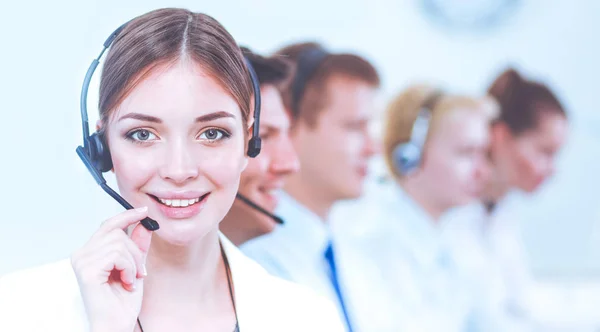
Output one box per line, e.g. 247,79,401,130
0,259,87,331
239,231,284,260
262,274,345,330
222,238,344,331
443,202,487,232
239,229,290,273
239,262,345,331
1,258,73,283
0,259,79,298
330,179,399,237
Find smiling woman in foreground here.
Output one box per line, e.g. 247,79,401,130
0,8,343,332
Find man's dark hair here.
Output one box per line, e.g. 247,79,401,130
241,47,293,88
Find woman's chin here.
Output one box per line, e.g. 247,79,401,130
153,219,215,246
450,193,477,208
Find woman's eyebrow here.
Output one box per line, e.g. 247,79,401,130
195,111,235,123
117,111,235,123
118,113,162,123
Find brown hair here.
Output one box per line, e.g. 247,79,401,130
383,84,499,179
274,42,380,127
241,47,293,90
488,68,566,135
99,8,252,130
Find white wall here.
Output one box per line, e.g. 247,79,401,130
0,0,598,276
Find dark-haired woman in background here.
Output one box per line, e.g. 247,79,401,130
485,68,568,207
446,67,569,328
484,68,568,316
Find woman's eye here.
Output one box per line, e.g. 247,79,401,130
127,129,157,142
199,128,230,141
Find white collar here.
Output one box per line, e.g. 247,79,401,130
387,183,451,266
273,191,331,259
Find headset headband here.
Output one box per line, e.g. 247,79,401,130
79,22,262,165
409,90,443,148
290,47,329,117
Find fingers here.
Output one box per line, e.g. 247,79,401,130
96,207,149,237
130,223,152,279
130,222,153,258
106,230,147,280
73,230,147,290
122,232,148,279
109,249,137,290
72,208,156,292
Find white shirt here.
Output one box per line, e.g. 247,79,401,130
332,180,476,332
241,191,389,332
443,194,535,323
337,181,534,332
444,194,600,331
0,234,345,332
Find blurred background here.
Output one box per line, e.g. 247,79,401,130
0,0,598,319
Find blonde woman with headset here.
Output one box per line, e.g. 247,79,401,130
330,84,505,331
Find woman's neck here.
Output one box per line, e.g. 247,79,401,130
482,164,510,205
399,180,446,223
138,229,237,330
144,229,224,301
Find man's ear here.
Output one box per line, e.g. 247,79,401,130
491,122,512,146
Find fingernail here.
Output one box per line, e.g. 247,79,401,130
141,264,148,277
136,206,148,212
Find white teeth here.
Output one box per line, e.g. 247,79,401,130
263,189,280,196
157,197,201,207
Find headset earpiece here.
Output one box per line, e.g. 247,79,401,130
392,90,443,176
244,56,262,158
392,142,422,176
74,22,165,231
247,136,262,158
80,29,263,169
88,132,113,173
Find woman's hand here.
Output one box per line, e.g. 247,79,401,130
71,207,153,332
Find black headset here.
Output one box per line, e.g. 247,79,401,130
392,90,443,176
76,23,263,231
290,46,329,117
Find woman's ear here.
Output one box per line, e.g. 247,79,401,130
240,118,254,172
246,117,255,136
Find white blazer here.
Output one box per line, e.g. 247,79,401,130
443,193,534,317
0,234,345,332
442,194,536,331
